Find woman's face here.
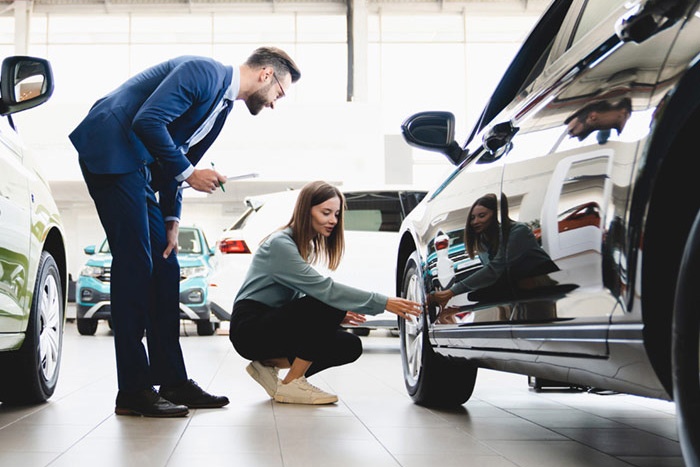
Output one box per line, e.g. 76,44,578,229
470,204,495,234
311,196,341,237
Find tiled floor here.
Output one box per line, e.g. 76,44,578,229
0,313,686,467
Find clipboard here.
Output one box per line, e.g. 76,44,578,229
179,172,259,190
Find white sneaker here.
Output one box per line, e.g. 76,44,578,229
274,376,338,405
246,361,279,398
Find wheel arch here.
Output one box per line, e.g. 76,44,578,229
43,226,68,312
396,230,420,297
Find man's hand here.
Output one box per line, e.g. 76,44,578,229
186,167,227,193
163,220,179,258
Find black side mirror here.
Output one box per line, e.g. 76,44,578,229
0,56,54,116
401,111,467,165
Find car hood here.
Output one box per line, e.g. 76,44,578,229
178,255,208,268
85,254,112,268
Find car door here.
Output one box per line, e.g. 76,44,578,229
417,150,512,349
0,115,31,332
496,0,684,357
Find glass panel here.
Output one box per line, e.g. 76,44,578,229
381,14,464,42
297,14,346,42
131,15,213,44
47,15,130,43
213,14,296,43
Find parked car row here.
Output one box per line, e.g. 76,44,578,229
208,186,428,335
394,1,700,465
76,226,219,336
0,56,68,404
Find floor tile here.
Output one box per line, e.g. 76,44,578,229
0,315,685,467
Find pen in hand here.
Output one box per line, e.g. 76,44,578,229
211,162,225,192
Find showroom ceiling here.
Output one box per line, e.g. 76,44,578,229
1,0,539,13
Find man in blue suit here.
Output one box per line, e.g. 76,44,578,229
70,47,301,417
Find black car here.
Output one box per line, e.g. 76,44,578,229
395,0,700,464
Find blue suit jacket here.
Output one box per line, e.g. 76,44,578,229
69,56,234,219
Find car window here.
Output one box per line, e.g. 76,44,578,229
178,229,201,254
99,239,110,254
567,0,627,50
467,0,575,145
227,207,256,230
344,192,409,233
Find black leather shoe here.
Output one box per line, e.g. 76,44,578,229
159,379,229,408
115,388,189,418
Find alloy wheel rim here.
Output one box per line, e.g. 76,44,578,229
403,272,424,384
38,274,61,382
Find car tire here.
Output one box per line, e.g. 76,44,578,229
0,251,64,404
672,209,700,467
399,251,477,408
77,318,98,336
196,320,215,336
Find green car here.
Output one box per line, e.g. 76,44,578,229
0,56,68,404
76,226,218,336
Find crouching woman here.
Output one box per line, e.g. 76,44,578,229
229,180,421,405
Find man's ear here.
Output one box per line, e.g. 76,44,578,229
258,67,272,83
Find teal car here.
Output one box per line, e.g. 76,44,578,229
0,56,68,404
76,226,218,336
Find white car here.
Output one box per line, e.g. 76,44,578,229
208,186,427,335
0,56,68,404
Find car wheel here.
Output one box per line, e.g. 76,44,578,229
0,251,63,404
196,320,215,336
77,318,98,336
399,251,477,408
672,209,700,467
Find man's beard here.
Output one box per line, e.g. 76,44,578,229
245,82,274,115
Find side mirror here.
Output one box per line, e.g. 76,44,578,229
0,56,54,116
83,245,96,255
400,111,467,165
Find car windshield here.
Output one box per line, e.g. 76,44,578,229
178,228,202,254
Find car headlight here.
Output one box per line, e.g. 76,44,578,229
180,266,208,279
80,265,104,278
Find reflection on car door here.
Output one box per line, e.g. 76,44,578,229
0,117,30,331
499,0,672,356
421,152,513,349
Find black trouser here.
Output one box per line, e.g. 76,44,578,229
229,297,362,377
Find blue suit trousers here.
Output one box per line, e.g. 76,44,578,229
80,161,188,392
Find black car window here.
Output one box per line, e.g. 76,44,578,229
344,192,403,233
466,0,575,145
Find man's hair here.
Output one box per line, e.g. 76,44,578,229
564,97,632,125
245,46,301,83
